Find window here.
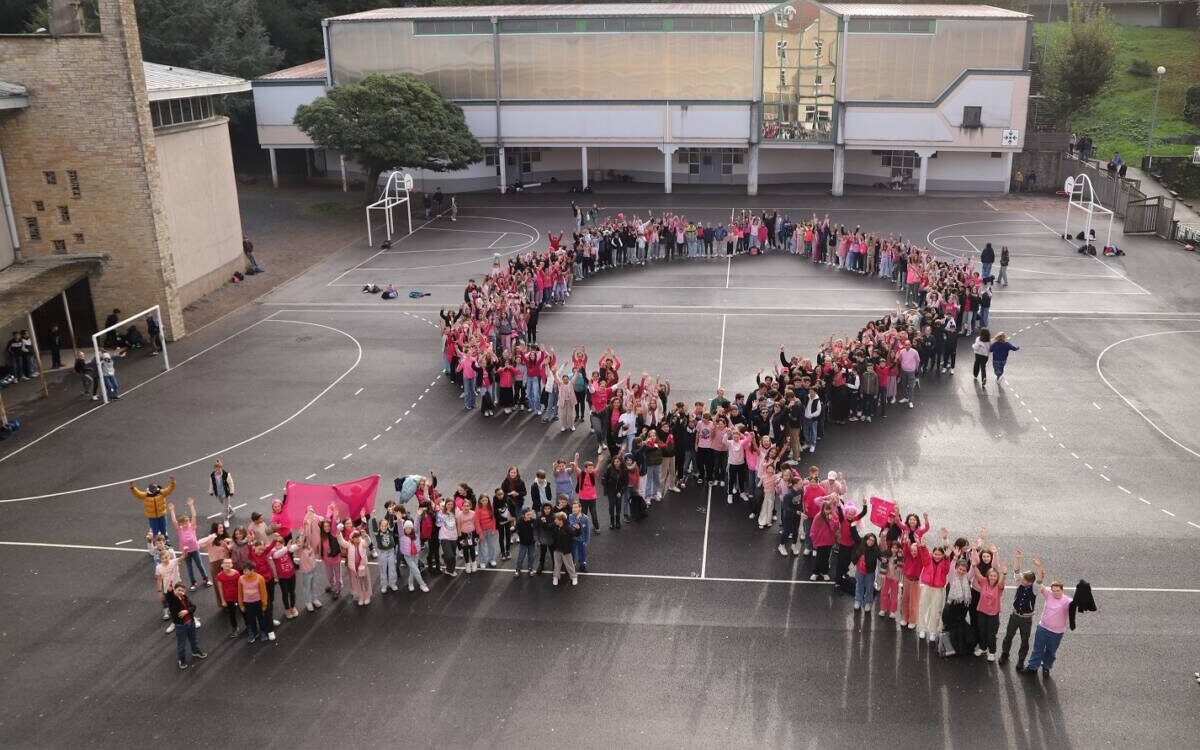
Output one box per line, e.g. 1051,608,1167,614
150,97,216,128
73,232,85,245
44,171,57,185
878,150,920,170
68,170,81,197
962,106,983,129
33,200,44,212
58,206,70,224
52,239,67,253
846,18,935,34
414,20,491,34
485,147,498,167
24,217,39,240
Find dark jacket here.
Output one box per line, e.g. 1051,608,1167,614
165,590,195,625
515,516,536,546
602,465,627,497
552,524,575,553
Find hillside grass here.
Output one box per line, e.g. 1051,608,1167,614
1036,23,1200,161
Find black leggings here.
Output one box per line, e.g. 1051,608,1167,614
278,576,296,610
574,390,587,420
425,538,440,571
812,546,833,576
727,463,749,495
973,353,989,380
582,499,600,530
440,539,457,573
498,525,511,557
223,602,239,630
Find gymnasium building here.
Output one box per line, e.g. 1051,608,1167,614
254,2,1032,196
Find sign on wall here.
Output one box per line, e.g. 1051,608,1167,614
1001,129,1020,147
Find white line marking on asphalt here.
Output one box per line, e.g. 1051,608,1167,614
1161,509,1176,517
1189,522,1200,530
2,540,1198,593
410,402,418,409
232,503,246,511
982,199,998,212
259,493,272,500
1099,474,1110,482
0,319,364,504
373,434,381,441
207,512,222,519
114,539,132,546
1071,452,1080,459
395,417,403,424
1118,486,1131,494
354,387,363,396
358,444,367,450
1084,463,1094,470
343,454,353,460
700,485,713,579
385,426,392,432
404,410,410,416
324,463,336,471
1092,402,1101,410
305,473,317,480
1058,443,1065,449
1139,497,1151,504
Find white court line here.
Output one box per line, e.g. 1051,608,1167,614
725,257,732,289
305,473,317,480
1095,330,1200,460
324,211,449,286
114,539,132,546
342,453,353,460
1092,402,1102,410
1139,497,1151,505
716,314,728,388
232,503,247,511
1023,211,1153,295
961,235,981,253
358,443,368,450
323,463,336,471
259,493,273,500
1161,509,1176,517
378,243,530,256
0,319,363,503
0,314,274,465
206,512,222,519
487,232,508,249
982,199,998,212
700,485,713,579
372,434,381,441
422,226,509,235
354,388,363,396
2,540,1199,591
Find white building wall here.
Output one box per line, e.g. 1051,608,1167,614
252,83,325,147
758,148,835,185
924,151,1008,192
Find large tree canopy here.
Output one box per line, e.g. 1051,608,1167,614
1042,2,1118,127
136,0,283,80
294,74,485,195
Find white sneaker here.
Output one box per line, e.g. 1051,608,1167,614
878,609,886,617
907,623,916,630
571,578,578,586
899,619,907,627
726,495,733,505
552,578,559,586
419,585,429,592
809,574,819,581
273,620,281,627
162,609,170,621
908,402,914,409
380,587,388,595
974,647,985,657
778,544,788,557
748,513,756,519
864,605,872,614
898,398,909,404
928,634,938,643
917,630,926,639
268,632,276,641
408,584,415,592
853,602,861,610
390,585,398,592
791,544,800,556
165,623,175,634
987,652,996,662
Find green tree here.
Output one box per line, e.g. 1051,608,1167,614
294,74,484,198
1042,2,1117,127
136,0,283,79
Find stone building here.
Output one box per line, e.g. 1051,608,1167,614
0,0,248,355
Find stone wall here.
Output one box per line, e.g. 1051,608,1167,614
0,0,185,339
1012,149,1064,193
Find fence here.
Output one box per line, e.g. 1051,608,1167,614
1048,156,1178,239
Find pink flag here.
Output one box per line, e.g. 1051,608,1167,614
281,475,380,530
869,496,897,528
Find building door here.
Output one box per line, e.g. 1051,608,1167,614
698,151,722,184
679,148,742,185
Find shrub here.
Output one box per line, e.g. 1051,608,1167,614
1127,59,1154,77
1185,85,1200,127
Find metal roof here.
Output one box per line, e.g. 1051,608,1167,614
822,4,1029,19
257,60,327,82
142,62,251,102
329,4,779,21
0,80,29,110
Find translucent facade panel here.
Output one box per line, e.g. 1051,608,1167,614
498,32,754,100
330,21,497,99
760,2,838,142
843,19,1025,102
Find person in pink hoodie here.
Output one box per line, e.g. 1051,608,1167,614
723,425,753,505
807,500,840,581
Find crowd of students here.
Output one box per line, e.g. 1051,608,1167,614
147,205,1062,673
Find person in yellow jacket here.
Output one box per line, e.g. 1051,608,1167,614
131,475,176,542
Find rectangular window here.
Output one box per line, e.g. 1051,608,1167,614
170,99,184,123
24,217,39,240
879,150,920,170
962,106,983,128
73,232,85,245
414,20,490,34
52,239,67,253
44,170,57,185
151,104,163,128
58,206,70,224
847,18,935,34
67,170,81,197
484,147,498,167
33,200,44,211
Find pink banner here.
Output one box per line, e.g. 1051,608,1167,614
869,496,897,528
280,475,380,530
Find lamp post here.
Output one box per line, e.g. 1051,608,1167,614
1146,65,1166,170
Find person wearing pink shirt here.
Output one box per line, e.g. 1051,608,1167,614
806,501,839,581
972,554,1008,661
723,426,752,505
914,527,952,641
1024,578,1074,677
897,342,920,408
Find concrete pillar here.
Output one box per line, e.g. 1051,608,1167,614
663,148,673,194
915,149,936,196
831,145,845,197
498,147,508,194
581,146,589,190
1003,152,1014,195
268,148,278,188
747,144,759,196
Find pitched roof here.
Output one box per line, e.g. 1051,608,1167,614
142,62,251,102
330,3,779,21
257,59,328,82
0,80,29,110
822,4,1029,19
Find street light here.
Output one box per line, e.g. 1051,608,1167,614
1146,65,1166,170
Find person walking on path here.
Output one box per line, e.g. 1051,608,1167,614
132,476,176,542
208,460,236,522
971,329,992,389
165,582,207,669
997,246,1010,287
989,332,1019,383
980,243,995,281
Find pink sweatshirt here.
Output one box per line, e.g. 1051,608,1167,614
1039,590,1073,634
725,433,751,465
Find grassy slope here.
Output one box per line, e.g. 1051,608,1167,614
1036,23,1200,160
